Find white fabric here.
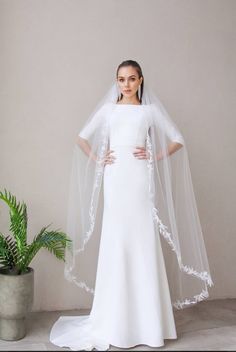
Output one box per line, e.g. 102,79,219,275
50,104,177,350
63,82,213,307
50,80,214,350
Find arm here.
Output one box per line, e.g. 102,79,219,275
76,135,98,162
75,104,107,162
167,141,183,155
134,140,183,161
156,141,183,160
150,106,185,160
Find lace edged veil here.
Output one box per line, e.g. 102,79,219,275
64,81,214,310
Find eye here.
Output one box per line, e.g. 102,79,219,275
118,79,124,82
130,77,136,81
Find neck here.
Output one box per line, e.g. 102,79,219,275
119,96,140,105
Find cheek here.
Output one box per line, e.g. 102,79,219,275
131,82,139,90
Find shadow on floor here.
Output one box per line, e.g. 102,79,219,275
0,298,236,351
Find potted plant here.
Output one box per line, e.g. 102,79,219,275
0,189,72,341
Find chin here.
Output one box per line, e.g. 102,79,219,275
123,92,134,97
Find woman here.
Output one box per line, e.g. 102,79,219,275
50,60,213,351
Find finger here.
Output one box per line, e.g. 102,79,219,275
135,146,146,150
106,152,116,159
133,151,145,155
133,150,144,154
133,148,146,154
105,157,115,163
134,152,146,157
137,154,148,159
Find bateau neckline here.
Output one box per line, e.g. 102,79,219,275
114,103,143,106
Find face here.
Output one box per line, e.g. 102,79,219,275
116,66,143,99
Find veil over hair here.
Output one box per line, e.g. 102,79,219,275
65,81,213,310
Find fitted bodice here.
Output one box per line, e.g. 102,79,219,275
78,101,184,147
108,104,150,148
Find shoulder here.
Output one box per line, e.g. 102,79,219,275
91,102,112,118
142,104,159,127
142,103,155,116
98,102,114,113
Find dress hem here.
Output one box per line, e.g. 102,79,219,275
50,335,178,351
108,336,178,349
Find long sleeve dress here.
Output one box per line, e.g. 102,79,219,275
50,103,179,351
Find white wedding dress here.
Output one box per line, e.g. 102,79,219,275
50,103,177,351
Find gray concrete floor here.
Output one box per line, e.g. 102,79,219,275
0,299,236,351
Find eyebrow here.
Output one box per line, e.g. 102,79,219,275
117,75,137,78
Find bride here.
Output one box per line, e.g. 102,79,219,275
50,60,213,351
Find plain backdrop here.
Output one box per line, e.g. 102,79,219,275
0,0,235,312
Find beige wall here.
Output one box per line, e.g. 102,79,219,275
0,0,235,312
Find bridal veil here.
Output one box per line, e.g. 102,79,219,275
64,81,213,310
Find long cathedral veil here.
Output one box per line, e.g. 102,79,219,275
65,81,213,310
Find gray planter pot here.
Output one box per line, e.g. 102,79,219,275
0,267,34,341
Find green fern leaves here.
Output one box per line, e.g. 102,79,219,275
0,189,72,275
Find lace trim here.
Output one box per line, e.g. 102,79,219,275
173,289,209,310
66,128,213,308
64,269,95,294
146,131,213,309
152,207,213,286
65,122,109,295
75,143,106,255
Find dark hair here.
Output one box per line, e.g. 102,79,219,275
116,60,144,104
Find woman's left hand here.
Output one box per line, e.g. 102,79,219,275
133,146,150,160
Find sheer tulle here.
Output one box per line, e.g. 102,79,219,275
51,81,214,350
50,106,177,349
64,83,213,308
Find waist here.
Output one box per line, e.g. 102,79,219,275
110,144,145,149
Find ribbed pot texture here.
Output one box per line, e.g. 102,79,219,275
0,267,34,340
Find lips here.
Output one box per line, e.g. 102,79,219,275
124,90,131,92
